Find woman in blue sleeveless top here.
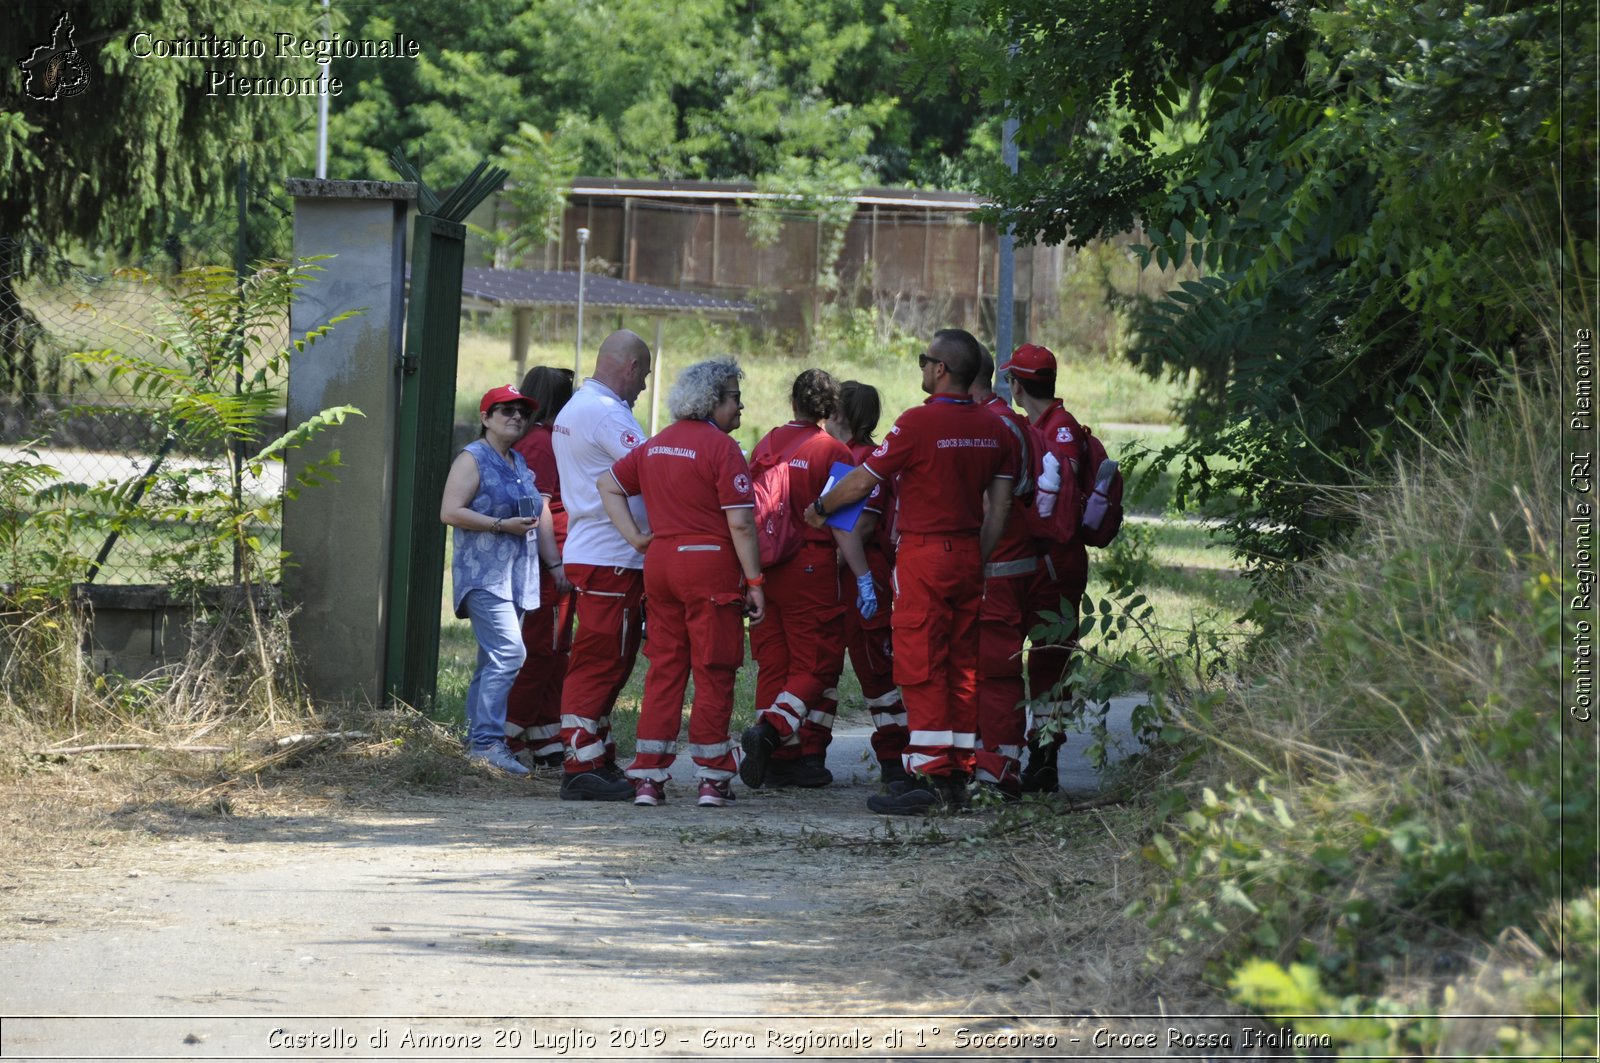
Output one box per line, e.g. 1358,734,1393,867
440,386,571,775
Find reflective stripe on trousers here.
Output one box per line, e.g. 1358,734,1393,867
765,690,807,735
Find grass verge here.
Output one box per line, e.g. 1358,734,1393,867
856,370,1592,1052
919,368,1592,1052
455,326,1187,453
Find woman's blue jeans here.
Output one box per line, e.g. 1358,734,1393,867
462,589,526,750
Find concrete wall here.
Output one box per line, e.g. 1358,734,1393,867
282,179,414,707
66,585,270,677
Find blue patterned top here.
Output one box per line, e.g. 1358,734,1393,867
451,439,540,617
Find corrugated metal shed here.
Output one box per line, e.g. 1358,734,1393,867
457,267,756,317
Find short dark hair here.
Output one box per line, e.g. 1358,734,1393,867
792,368,841,422
837,380,881,445
517,365,575,426
1012,374,1056,401
975,345,995,390
931,328,983,388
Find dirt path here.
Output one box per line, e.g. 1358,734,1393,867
0,717,1190,1062
0,738,1006,1061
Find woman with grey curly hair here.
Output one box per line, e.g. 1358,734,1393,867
740,368,874,794
598,358,764,808
667,357,742,422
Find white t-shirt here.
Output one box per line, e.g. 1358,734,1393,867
553,379,650,568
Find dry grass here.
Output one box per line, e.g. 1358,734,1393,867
810,798,1245,1036
1107,369,1592,1051
0,592,532,892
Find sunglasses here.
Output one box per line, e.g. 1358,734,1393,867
917,353,945,370
490,405,530,419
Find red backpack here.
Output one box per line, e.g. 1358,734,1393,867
750,433,809,568
1073,424,1124,548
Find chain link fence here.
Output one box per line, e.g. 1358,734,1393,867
1,190,294,586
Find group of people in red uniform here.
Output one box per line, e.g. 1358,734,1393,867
481,325,1092,815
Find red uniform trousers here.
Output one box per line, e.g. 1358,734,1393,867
1026,543,1088,740
558,563,644,772
505,566,574,758
626,539,745,782
891,532,983,778
842,552,906,765
973,562,1034,788
750,541,847,759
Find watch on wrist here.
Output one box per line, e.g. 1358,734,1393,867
812,498,829,518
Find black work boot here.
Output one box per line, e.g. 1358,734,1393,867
878,759,910,787
866,775,937,815
1020,739,1063,793
935,772,971,812
766,754,832,789
975,773,1022,804
867,773,967,816
739,719,781,788
559,768,636,801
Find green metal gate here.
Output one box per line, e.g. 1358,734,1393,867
384,155,508,711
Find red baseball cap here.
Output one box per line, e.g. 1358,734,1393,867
479,385,536,415
1007,343,1057,380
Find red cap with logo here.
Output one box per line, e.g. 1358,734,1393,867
1007,343,1057,380
479,385,536,415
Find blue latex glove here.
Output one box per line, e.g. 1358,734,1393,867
855,572,878,621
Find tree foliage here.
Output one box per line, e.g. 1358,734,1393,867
327,0,991,191
914,0,1596,571
2,1,319,254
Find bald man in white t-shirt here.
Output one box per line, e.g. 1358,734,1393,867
551,330,653,801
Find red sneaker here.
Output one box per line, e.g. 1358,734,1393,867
633,778,665,806
697,779,736,807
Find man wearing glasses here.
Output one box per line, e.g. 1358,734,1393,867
805,328,1016,814
551,329,654,801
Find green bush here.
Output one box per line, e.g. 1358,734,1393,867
1100,520,1157,591
1133,371,1591,1035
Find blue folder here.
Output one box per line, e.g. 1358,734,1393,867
820,461,868,532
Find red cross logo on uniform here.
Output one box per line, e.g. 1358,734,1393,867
621,429,643,449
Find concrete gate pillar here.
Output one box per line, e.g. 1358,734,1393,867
283,178,415,706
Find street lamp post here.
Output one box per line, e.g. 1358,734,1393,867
315,0,330,178
574,227,590,379
995,113,1019,402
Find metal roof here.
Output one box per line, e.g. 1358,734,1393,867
568,177,984,212
457,267,756,316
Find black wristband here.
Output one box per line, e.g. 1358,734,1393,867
813,498,829,518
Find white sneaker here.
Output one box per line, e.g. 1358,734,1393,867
468,744,531,776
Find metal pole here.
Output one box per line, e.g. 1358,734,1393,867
316,0,330,179
995,114,1019,403
650,316,664,434
232,158,249,583
575,226,590,378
